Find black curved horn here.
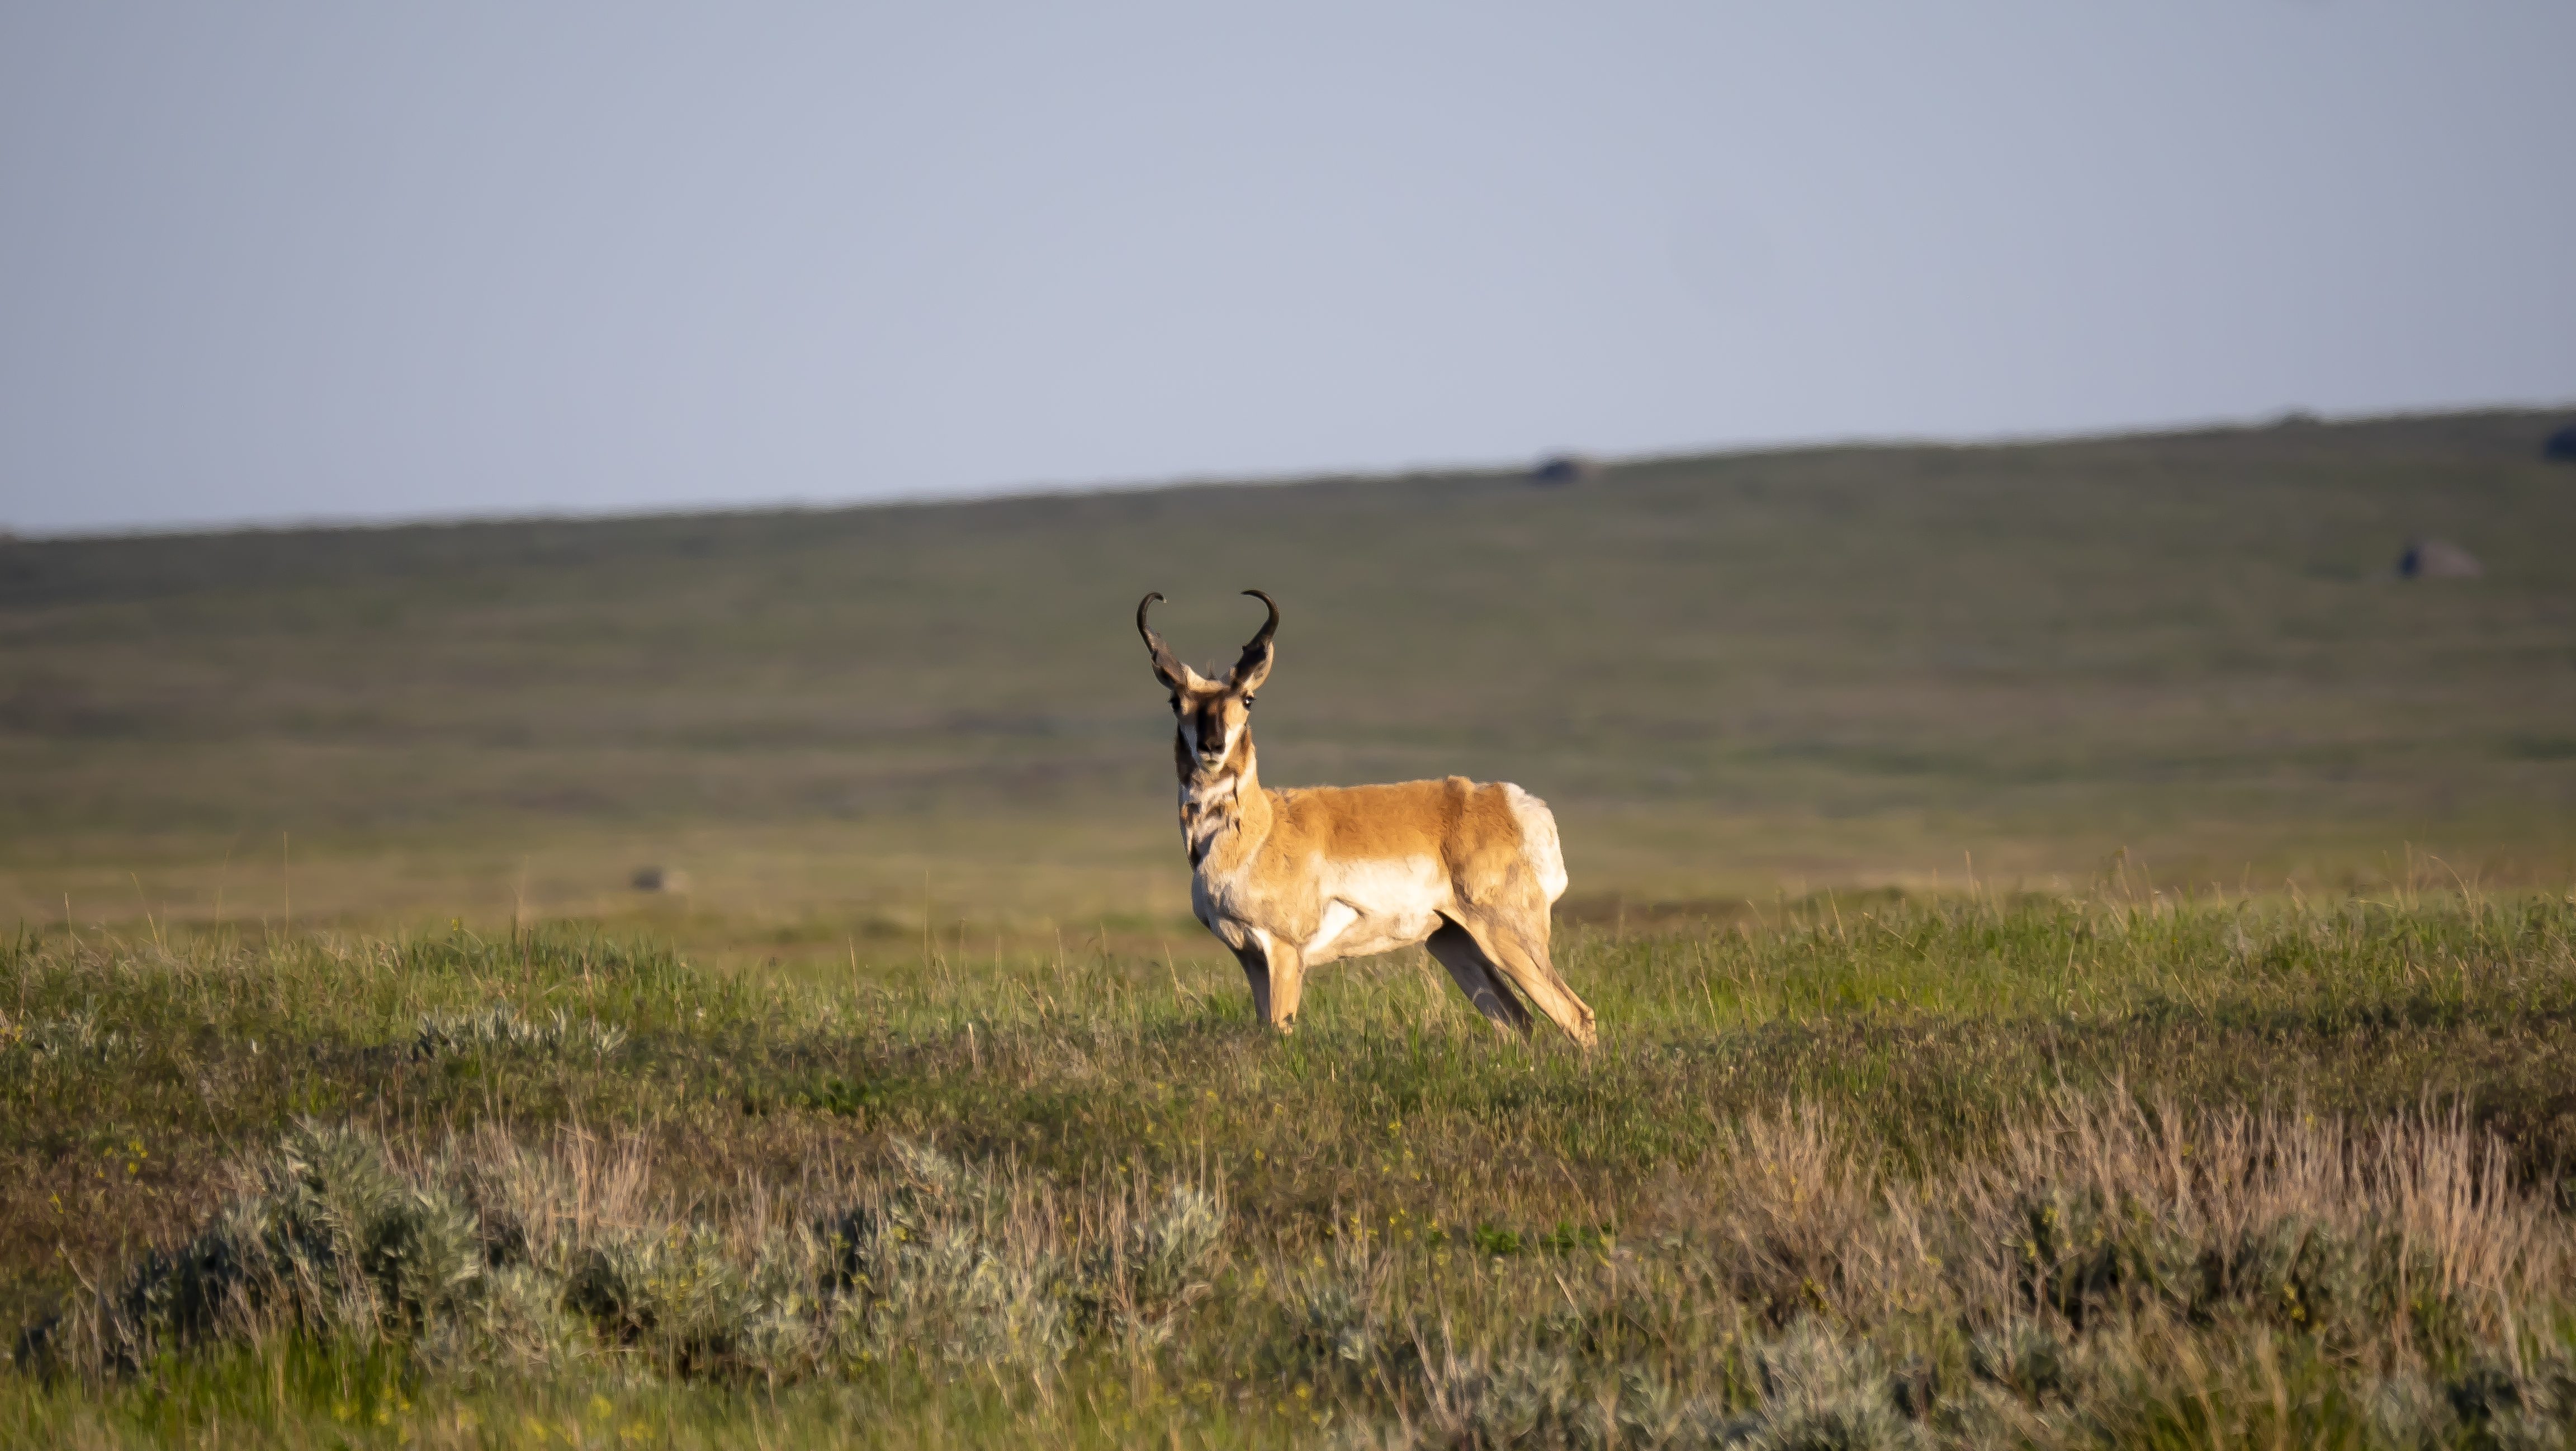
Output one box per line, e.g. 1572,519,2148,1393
1137,592,1186,684
1229,589,1279,684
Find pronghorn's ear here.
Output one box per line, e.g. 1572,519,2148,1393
1137,592,1190,690
1227,589,1278,694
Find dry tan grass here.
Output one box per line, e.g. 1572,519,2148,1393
21,1091,2574,1446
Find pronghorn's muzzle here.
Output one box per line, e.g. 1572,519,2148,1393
1190,707,1231,768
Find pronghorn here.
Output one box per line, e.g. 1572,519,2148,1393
1138,590,1598,1046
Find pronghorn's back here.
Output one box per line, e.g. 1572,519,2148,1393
1268,777,1561,897
1265,774,1566,924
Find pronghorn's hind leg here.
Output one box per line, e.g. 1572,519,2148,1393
1450,911,1597,1047
1426,922,1531,1036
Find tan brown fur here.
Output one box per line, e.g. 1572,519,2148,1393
1138,591,1595,1045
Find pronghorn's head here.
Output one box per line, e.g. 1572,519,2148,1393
1138,589,1277,781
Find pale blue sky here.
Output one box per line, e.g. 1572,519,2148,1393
3,2,2570,535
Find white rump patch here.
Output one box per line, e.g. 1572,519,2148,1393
1502,784,1570,903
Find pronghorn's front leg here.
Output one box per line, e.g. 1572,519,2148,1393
1230,934,1306,1032
1267,941,1307,1029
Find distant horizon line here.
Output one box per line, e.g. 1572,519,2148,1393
11,399,2571,546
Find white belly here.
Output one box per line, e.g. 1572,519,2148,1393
1300,856,1450,963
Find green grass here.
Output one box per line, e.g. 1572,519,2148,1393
6,889,2576,1445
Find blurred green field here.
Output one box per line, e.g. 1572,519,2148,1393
4,409,2574,967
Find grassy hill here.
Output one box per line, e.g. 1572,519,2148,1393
4,409,2573,955
8,409,2576,1445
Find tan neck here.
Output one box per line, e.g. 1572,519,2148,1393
1179,734,1270,869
